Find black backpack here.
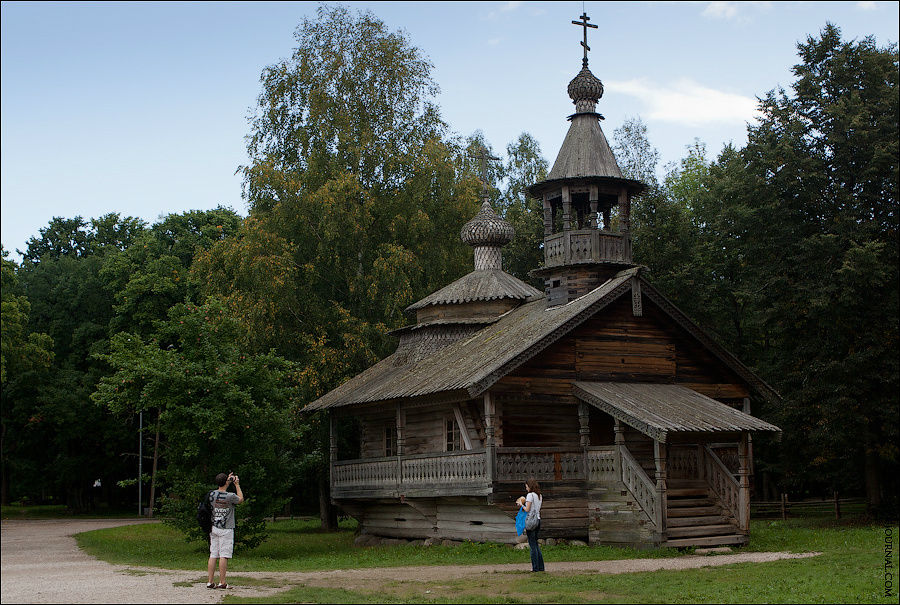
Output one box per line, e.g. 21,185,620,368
197,490,214,534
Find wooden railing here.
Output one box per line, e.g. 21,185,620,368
332,450,488,495
544,229,632,267
709,444,739,476
668,445,700,479
586,446,617,482
702,445,741,525
495,447,583,481
332,456,398,490
620,445,658,524
401,450,486,483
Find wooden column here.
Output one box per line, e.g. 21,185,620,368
578,403,591,448
738,431,751,533
613,419,625,479
589,185,599,228
329,413,337,492
396,403,405,456
484,392,496,485
654,440,667,534
562,186,572,231
743,398,755,477
578,403,590,482
543,194,553,237
396,403,405,490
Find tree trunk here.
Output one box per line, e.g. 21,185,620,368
148,411,161,518
864,439,881,514
318,475,337,531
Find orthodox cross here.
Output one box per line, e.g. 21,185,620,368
469,145,499,201
571,12,598,67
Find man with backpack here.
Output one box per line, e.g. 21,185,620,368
204,472,244,589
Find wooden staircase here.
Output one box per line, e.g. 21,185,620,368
664,479,747,548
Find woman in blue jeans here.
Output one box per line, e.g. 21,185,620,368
522,477,544,572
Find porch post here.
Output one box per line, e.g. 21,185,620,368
329,413,337,492
743,398,755,477
613,419,625,479
396,403,405,490
738,431,751,533
654,440,667,536
578,402,590,482
484,392,496,485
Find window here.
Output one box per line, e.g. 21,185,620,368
445,417,461,452
383,422,396,457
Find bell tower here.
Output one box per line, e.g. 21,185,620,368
528,12,645,307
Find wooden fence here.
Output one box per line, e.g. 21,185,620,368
751,493,867,519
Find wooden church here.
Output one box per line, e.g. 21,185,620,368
305,14,781,548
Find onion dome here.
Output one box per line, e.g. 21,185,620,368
567,65,604,113
460,201,515,249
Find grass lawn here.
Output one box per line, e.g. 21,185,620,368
1,504,141,520
75,517,682,571
74,517,898,603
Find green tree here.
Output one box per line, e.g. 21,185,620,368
93,299,298,547
499,133,548,284
0,247,54,505
196,5,486,526
740,24,898,510
100,207,242,337
616,119,700,316
13,215,144,510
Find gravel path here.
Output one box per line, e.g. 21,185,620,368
1,518,821,604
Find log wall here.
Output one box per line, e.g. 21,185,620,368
358,401,485,459
338,497,521,543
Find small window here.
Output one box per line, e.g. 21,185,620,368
383,423,396,457
445,417,461,452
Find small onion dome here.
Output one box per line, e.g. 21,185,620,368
460,201,514,248
567,65,604,105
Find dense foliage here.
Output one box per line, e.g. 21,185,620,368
622,25,898,510
1,12,896,542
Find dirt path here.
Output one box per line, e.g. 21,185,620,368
1,519,821,603
0,519,230,604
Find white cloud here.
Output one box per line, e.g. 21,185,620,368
856,1,877,10
484,1,522,20
700,1,772,22
607,78,759,126
487,38,502,46
702,1,739,20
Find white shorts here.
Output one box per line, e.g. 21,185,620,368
209,527,234,558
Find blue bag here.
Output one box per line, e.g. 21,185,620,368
515,506,527,536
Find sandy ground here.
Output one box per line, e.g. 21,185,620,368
0,518,821,604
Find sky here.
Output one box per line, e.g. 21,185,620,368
2,1,898,259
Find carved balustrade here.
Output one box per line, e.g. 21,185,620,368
702,445,741,525
401,450,487,484
668,445,700,479
544,230,632,267
586,446,617,482
495,448,584,481
619,445,659,524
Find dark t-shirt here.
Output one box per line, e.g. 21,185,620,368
210,490,241,529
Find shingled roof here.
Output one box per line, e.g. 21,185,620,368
304,268,780,412
548,114,622,180
307,269,636,411
573,382,781,443
405,269,542,313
